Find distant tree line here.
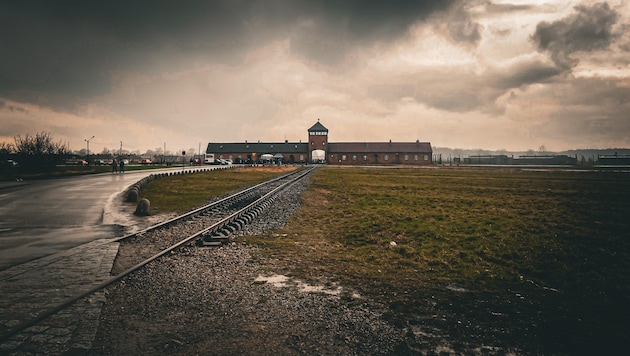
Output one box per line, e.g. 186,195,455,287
0,132,71,172
1,132,201,171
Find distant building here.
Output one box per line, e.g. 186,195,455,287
514,155,577,165
205,120,433,165
328,141,432,165
597,153,630,165
463,155,510,165
461,154,578,165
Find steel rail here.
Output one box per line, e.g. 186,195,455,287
199,165,316,242
0,166,316,342
0,167,306,282
114,167,307,242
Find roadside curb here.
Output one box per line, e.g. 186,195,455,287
123,166,234,203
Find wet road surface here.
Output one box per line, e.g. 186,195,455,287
0,167,210,270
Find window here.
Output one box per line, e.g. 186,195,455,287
299,155,304,161
384,154,389,161
414,155,418,161
219,155,224,159
363,155,367,161
311,142,314,145
424,155,429,161
342,155,346,161
404,154,409,161
352,155,357,161
229,155,233,160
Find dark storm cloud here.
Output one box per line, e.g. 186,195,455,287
486,2,533,13
0,0,454,104
494,61,562,90
0,1,268,100
289,0,456,64
532,2,620,69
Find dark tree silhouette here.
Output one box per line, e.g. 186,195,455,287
12,132,71,172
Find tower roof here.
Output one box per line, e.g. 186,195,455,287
308,119,328,133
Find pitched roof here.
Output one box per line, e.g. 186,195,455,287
328,142,432,153
206,142,308,154
308,120,328,132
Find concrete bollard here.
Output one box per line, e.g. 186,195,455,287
126,189,139,202
134,198,150,216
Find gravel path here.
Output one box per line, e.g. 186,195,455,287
90,175,409,355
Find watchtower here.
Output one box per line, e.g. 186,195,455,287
307,119,328,163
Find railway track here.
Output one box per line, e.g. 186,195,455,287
0,165,316,344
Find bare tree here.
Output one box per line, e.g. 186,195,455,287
0,142,15,154
14,132,71,156
13,132,72,171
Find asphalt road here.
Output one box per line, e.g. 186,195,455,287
0,166,214,270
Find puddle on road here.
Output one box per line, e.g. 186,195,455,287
254,274,348,296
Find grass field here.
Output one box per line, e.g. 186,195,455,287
241,167,630,354
137,165,629,353
139,166,297,213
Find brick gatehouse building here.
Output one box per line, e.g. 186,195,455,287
205,120,432,166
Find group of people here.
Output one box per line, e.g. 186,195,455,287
111,159,125,173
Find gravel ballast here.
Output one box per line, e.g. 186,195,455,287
90,174,410,355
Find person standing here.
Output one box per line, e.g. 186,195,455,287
119,159,125,173
111,159,118,173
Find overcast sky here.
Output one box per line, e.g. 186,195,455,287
1,0,629,154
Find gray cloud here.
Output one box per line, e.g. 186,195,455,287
493,61,562,90
555,77,630,109
295,0,456,65
2,1,628,151
486,2,533,13
525,76,630,146
0,0,454,104
443,2,482,45
367,55,563,115
424,90,483,112
415,70,486,113
532,2,620,69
